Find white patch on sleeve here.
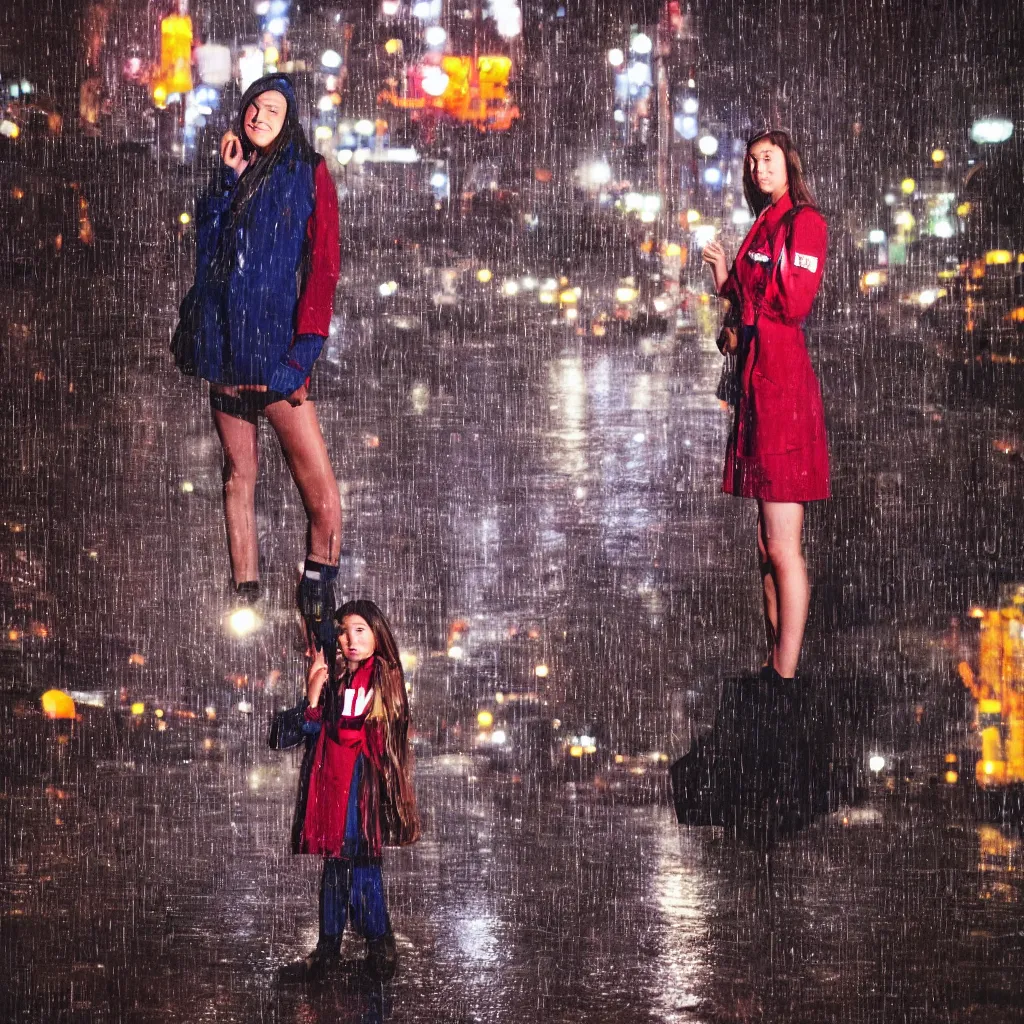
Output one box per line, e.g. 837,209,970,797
794,252,819,273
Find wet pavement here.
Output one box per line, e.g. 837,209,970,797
2,190,1024,1022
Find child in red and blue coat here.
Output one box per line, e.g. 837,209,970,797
283,600,419,982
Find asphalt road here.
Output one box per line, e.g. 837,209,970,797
1,180,1023,1022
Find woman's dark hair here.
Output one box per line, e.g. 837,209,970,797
320,600,407,727
231,73,317,217
742,129,816,217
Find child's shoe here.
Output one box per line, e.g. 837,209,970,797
365,931,398,982
278,935,340,982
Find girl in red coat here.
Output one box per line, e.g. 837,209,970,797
283,599,420,982
702,130,829,681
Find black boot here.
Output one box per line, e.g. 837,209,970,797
278,935,341,982
297,560,338,657
234,580,261,606
365,931,399,982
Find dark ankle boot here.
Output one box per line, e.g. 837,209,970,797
365,931,398,982
278,935,340,982
297,562,338,655
234,580,261,606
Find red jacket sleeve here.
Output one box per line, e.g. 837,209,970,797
765,208,827,325
295,159,340,336
718,263,741,307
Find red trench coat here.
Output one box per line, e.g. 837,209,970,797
719,193,831,503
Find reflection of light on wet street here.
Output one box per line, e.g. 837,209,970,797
6,6,1024,1017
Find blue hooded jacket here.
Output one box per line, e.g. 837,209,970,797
172,75,327,392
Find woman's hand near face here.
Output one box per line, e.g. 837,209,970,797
306,647,329,707
702,240,729,292
220,131,248,176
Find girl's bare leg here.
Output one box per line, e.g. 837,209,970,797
756,507,778,657
265,399,342,565
758,500,809,678
212,409,260,585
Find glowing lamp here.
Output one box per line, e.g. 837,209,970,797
421,67,450,97
697,134,719,156
228,607,260,637
476,268,493,283
985,249,1013,265
321,49,343,69
869,755,885,772
630,32,653,55
41,690,76,719
970,117,1013,144
607,48,624,67
900,177,916,195
931,148,946,164
477,710,494,728
158,15,194,96
384,38,402,55
424,26,447,47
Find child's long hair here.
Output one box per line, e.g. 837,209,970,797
742,129,817,218
331,599,420,846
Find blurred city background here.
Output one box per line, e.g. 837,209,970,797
2,1,1024,1021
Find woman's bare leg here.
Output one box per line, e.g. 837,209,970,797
756,506,778,658
759,500,809,678
264,399,342,565
212,409,260,585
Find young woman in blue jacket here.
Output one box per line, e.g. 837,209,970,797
173,74,341,648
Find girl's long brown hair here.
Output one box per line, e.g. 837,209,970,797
333,599,420,846
742,129,817,218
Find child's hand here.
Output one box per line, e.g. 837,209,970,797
306,648,329,707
